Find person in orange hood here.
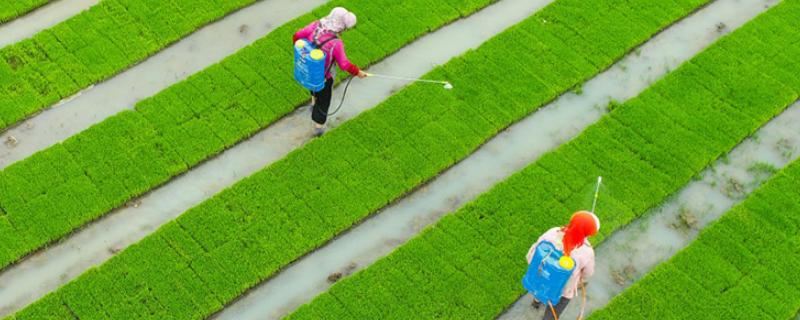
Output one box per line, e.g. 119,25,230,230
526,211,600,319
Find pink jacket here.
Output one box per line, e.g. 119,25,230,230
526,227,596,299
293,21,360,79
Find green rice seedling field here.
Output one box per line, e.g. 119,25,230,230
0,0,53,24
588,158,800,319
288,1,800,318
1,0,799,319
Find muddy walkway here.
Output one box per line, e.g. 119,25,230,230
0,0,99,48
213,0,779,318
0,0,327,169
555,101,800,319
0,0,553,315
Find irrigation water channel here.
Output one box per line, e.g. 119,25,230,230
0,0,783,317
0,0,555,314
0,0,100,48
502,103,800,319
219,0,783,318
0,0,327,169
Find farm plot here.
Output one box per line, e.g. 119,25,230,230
0,0,262,131
549,100,800,320
0,0,558,316
286,1,800,318
0,0,53,24
10,0,714,318
0,0,501,271
216,1,775,317
589,158,800,320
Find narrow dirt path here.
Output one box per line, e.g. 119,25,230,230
0,0,99,48
212,0,780,318
0,0,327,169
0,0,555,315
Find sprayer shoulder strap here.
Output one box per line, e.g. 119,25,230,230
313,36,339,48
311,28,340,75
311,26,339,48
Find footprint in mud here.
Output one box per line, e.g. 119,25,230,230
327,263,358,284
326,272,342,283
716,22,727,33
239,24,249,35
4,136,18,148
126,200,142,208
670,206,699,233
611,265,637,286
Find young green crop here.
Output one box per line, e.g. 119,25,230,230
11,0,714,318
286,2,800,318
0,0,52,24
590,158,800,320
0,0,259,131
0,0,502,270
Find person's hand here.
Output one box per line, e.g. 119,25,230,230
357,71,369,79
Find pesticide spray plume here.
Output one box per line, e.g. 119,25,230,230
576,176,602,320
591,176,602,214
366,72,453,90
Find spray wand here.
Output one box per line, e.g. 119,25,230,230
578,176,603,320
591,176,602,213
327,72,453,117
366,72,454,90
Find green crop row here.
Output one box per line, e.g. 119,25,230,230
0,0,261,130
590,159,800,320
0,0,501,270
11,0,714,318
0,0,52,24
286,2,800,319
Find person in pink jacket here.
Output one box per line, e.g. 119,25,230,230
526,211,599,320
293,7,368,136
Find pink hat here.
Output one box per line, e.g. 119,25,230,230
343,11,357,29
321,7,357,33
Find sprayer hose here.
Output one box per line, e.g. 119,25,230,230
548,302,560,320
325,76,354,117
579,281,587,320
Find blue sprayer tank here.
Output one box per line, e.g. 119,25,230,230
522,240,575,305
293,39,328,92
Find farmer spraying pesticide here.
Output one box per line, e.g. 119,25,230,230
523,177,602,320
293,7,368,137
293,8,454,137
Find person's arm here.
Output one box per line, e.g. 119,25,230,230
331,40,363,76
581,250,596,282
293,22,317,43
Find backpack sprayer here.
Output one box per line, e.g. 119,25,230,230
294,39,453,116
522,176,602,320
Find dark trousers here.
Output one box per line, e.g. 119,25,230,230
542,298,570,320
311,77,334,125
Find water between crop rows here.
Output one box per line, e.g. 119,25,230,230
556,101,800,320
0,0,327,169
217,0,781,318
0,0,100,49
502,0,791,318
0,0,785,317
0,0,553,315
